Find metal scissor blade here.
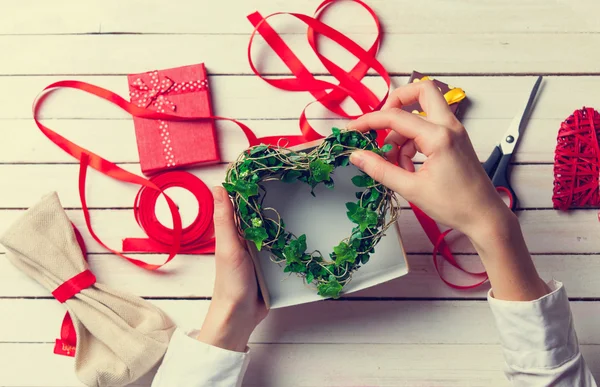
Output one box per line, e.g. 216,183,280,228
500,76,543,155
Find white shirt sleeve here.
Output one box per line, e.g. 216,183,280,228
488,280,597,386
151,328,250,387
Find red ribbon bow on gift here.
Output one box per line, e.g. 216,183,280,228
129,71,177,113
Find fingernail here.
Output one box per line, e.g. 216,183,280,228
212,186,224,203
350,151,365,169
346,121,356,129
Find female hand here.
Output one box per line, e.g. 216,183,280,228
195,186,268,352
347,80,548,301
348,80,512,237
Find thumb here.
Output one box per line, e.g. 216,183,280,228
212,186,244,257
350,150,415,196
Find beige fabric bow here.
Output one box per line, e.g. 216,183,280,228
0,193,175,387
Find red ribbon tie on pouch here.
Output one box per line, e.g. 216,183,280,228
53,225,93,357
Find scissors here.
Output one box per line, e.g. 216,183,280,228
482,76,543,211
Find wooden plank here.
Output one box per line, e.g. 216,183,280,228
0,208,598,255
1,250,597,299
0,343,517,387
4,298,600,345
0,299,496,344
2,0,599,35
3,33,600,75
3,75,591,121
0,117,560,164
0,163,555,209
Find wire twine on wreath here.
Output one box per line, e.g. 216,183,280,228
553,107,600,212
224,129,400,298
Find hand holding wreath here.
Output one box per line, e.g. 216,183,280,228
224,129,399,299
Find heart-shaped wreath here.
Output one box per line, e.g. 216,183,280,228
224,129,400,298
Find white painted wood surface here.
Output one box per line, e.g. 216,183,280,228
1,0,600,385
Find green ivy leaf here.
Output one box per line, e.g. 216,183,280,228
317,275,343,298
222,180,259,199
333,241,358,266
319,265,332,277
244,227,268,250
331,144,344,155
222,182,236,193
274,233,287,250
264,219,277,238
284,262,307,274
367,189,381,203
238,200,249,217
346,203,378,232
282,170,302,183
265,156,281,166
306,271,315,284
324,178,335,189
348,136,359,148
288,154,305,163
381,144,393,153
346,202,359,213
272,252,284,262
283,234,307,264
351,174,374,187
332,127,341,138
250,144,269,155
309,159,334,183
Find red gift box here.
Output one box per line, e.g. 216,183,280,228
128,64,220,175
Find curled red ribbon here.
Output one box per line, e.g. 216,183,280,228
432,228,488,290
123,171,215,254
247,0,390,146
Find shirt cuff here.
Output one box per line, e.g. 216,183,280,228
487,280,579,370
151,328,251,387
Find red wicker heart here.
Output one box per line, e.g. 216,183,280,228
553,107,600,210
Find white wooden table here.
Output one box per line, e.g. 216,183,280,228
2,1,600,386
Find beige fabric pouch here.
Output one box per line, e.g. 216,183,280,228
0,192,175,387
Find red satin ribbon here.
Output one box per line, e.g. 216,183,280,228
247,0,390,146
123,171,215,253
33,81,265,270
432,229,488,290
54,225,90,357
413,204,488,289
52,270,96,303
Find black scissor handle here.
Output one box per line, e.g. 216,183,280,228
482,146,518,211
492,152,518,211
482,145,502,178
